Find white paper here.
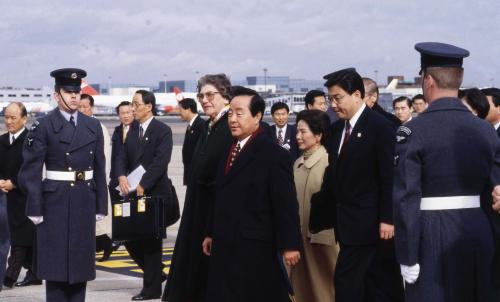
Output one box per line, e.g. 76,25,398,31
115,165,146,195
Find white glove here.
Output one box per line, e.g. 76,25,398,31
96,214,105,221
400,263,420,284
28,216,44,225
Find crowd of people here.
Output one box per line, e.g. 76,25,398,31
1,41,500,302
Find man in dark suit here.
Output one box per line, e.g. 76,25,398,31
362,77,401,129
268,102,299,160
394,42,500,302
482,88,500,136
319,68,403,302
202,86,302,302
116,90,173,301
18,68,107,302
1,102,41,288
179,98,206,185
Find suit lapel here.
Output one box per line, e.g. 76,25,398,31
338,107,369,166
223,132,263,183
52,109,73,145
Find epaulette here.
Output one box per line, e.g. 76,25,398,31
396,125,412,144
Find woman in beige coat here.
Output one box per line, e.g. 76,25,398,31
291,110,338,302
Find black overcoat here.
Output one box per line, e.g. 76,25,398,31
205,131,302,302
18,109,107,283
164,112,232,302
182,115,206,185
0,129,35,246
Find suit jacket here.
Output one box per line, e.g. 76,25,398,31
0,129,35,246
372,103,401,129
115,118,173,197
268,124,299,160
109,121,138,200
182,115,206,185
321,106,395,245
206,130,302,302
18,109,107,283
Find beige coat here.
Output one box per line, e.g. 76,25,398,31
291,145,338,302
96,122,111,237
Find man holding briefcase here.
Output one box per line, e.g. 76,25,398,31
115,90,173,301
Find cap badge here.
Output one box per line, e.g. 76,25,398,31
71,73,77,79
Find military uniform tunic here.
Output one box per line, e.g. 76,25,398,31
18,109,107,283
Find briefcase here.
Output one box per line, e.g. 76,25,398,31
112,195,167,241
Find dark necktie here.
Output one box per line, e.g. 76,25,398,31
10,134,15,145
277,128,284,146
342,121,351,148
139,125,144,142
229,142,241,168
69,115,76,127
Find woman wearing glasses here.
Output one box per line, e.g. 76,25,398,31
291,110,338,302
163,74,233,302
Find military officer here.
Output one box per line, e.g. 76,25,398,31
393,42,500,302
18,68,107,302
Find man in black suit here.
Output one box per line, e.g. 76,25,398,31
362,77,401,129
268,102,299,160
320,68,403,302
179,98,206,185
116,90,173,301
0,102,41,288
202,86,302,302
482,88,500,136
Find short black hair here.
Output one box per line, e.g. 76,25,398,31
412,94,426,103
80,94,94,107
271,102,289,115
459,88,489,119
481,88,500,107
230,86,265,120
393,96,412,108
115,101,131,115
296,109,330,145
323,68,365,99
135,90,157,115
179,98,197,113
304,90,325,109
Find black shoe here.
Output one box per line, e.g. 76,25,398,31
3,278,15,288
131,293,161,300
15,279,43,287
98,246,113,262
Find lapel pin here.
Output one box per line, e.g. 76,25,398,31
357,132,362,138
145,137,149,141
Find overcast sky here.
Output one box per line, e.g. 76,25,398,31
0,0,499,89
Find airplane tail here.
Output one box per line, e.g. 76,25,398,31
81,80,99,95
386,79,398,90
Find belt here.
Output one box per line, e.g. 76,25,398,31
420,195,480,210
46,170,93,181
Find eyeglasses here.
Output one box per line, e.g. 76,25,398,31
197,91,220,101
327,94,348,103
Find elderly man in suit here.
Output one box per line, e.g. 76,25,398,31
18,68,107,302
318,68,403,302
1,102,41,288
202,86,302,302
116,90,173,301
179,98,206,186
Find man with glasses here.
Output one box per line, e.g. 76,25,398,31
362,77,401,128
18,68,107,302
316,68,403,302
116,90,173,301
394,42,500,302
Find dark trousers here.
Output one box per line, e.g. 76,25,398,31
0,196,8,285
46,281,86,302
124,238,163,297
96,234,112,252
4,246,38,283
334,242,404,302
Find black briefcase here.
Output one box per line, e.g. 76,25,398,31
112,195,167,241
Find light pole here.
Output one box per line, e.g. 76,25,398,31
107,76,112,95
374,70,379,83
263,68,268,93
163,74,167,93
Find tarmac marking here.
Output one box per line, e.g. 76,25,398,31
95,247,174,278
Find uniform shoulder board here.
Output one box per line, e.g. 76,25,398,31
396,125,412,144
30,119,40,131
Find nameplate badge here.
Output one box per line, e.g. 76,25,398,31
138,198,146,213
122,202,131,217
114,204,123,217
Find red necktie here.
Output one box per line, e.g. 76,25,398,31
342,121,351,148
